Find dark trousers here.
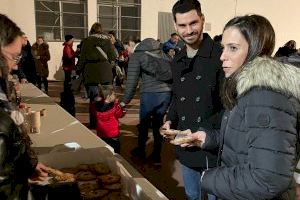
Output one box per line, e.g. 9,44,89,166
85,85,99,128
64,70,72,86
36,76,48,93
101,137,120,154
138,92,171,157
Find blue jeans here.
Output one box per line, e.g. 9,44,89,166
85,85,99,127
138,92,171,156
181,164,216,200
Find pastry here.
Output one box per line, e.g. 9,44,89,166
103,183,122,190
81,189,109,200
89,163,111,175
97,174,121,185
76,171,97,181
77,164,90,171
45,166,75,182
60,167,79,174
102,192,131,200
170,136,194,145
79,182,99,193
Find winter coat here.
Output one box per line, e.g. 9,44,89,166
201,57,300,200
19,41,36,83
31,43,50,77
62,42,77,72
166,33,224,168
76,34,117,85
121,38,172,104
0,87,38,199
96,101,125,138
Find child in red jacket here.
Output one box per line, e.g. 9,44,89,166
95,85,126,153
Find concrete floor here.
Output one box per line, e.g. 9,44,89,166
48,81,186,200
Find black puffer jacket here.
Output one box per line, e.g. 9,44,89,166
0,90,37,199
202,57,300,200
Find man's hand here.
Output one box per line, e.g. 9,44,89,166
160,121,174,139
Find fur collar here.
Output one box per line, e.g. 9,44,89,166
236,57,300,101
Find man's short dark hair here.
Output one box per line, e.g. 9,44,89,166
172,0,202,22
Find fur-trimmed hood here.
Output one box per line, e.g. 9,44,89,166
236,57,300,101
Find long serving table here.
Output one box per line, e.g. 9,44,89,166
20,83,168,200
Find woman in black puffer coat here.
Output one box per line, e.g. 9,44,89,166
171,15,300,200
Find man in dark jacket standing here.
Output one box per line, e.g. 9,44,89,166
161,1,224,200
121,38,172,164
14,32,36,84
76,22,117,128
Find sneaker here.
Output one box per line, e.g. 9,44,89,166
130,147,146,160
147,153,161,166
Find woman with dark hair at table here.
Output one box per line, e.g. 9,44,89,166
0,13,48,199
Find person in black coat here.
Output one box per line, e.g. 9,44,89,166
275,40,297,57
161,1,224,199
19,33,36,84
173,14,300,200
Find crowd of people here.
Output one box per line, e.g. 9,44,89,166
1,0,300,199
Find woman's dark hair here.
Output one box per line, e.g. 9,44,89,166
0,14,23,96
89,22,102,35
284,40,296,49
221,14,275,109
172,0,202,22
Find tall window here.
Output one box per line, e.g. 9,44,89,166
97,0,141,41
35,0,88,41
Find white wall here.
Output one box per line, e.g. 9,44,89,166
1,0,300,80
141,0,177,39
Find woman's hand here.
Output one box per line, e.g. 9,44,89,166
30,162,49,181
179,130,207,148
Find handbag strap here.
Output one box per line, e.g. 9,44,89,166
96,46,108,60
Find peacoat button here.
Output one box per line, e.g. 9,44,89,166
196,75,202,80
180,97,186,102
197,116,202,122
181,116,186,121
195,97,201,102
180,77,185,82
